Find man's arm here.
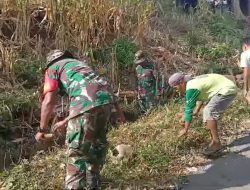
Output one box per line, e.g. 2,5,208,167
183,89,200,131
40,91,57,130
243,67,250,95
193,101,203,116
135,65,140,98
240,51,250,95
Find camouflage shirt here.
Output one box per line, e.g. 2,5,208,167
135,60,156,97
43,58,115,117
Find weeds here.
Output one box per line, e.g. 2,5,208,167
208,14,244,48
114,38,138,69
2,95,249,189
196,43,234,61
0,0,249,189
13,55,45,88
0,88,38,129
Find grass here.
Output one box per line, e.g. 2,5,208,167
0,150,66,190
1,95,250,189
0,0,250,189
0,53,41,134
0,0,153,90
0,0,245,84
103,101,209,183
13,55,45,88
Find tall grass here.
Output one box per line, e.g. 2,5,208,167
0,0,154,51
0,0,155,85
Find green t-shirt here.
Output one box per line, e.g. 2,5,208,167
185,74,237,122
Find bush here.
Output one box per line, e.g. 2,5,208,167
186,31,207,52
92,47,112,66
113,38,138,68
208,14,244,48
195,43,234,61
0,89,38,127
200,62,241,75
13,56,45,88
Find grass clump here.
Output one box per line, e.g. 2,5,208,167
114,38,138,69
0,89,37,119
13,55,45,88
208,14,244,48
0,88,38,131
196,43,234,61
0,150,65,190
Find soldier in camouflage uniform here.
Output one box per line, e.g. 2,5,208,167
35,50,116,189
134,50,157,113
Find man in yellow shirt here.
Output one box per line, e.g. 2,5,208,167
169,73,237,155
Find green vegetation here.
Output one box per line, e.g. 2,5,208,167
114,38,138,68
182,13,243,69
195,43,234,61
1,96,250,189
0,0,249,189
13,56,45,88
208,14,244,48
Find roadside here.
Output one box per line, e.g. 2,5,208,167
183,128,250,190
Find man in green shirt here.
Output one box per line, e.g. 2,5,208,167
168,73,237,155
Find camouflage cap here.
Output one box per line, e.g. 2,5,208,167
135,50,146,64
135,50,144,58
46,49,74,68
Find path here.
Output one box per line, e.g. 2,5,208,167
183,133,250,190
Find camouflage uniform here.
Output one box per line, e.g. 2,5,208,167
44,58,114,189
135,53,157,113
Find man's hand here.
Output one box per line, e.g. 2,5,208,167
53,119,68,133
35,132,46,142
178,121,191,138
192,112,199,118
178,128,189,138
113,103,126,124
117,115,126,124
156,95,160,101
35,132,54,141
193,101,203,118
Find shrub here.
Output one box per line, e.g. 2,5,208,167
114,38,138,68
13,56,45,88
195,43,234,61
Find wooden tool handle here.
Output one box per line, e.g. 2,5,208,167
43,133,54,139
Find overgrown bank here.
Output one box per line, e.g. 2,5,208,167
1,96,250,189
0,0,249,189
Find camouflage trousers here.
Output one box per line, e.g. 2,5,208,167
65,104,111,190
138,93,157,113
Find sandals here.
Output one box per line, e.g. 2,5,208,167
202,145,224,156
